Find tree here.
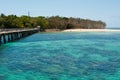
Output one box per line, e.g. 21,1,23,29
35,16,48,30
0,13,106,29
19,15,31,28
0,13,6,28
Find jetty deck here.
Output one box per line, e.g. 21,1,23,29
0,28,39,45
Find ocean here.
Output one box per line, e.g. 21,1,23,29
0,32,120,80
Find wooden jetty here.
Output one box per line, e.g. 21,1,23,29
0,28,39,45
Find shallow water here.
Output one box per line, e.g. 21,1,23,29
0,32,120,80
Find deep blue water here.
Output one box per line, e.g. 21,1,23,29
0,32,120,80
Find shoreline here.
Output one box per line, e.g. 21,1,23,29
62,29,120,32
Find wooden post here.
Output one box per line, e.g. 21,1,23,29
0,35,1,45
3,34,6,44
16,32,19,39
14,33,17,40
8,34,11,42
11,33,14,41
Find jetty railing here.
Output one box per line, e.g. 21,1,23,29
0,28,39,45
0,28,38,32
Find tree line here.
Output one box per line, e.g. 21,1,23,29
0,13,106,30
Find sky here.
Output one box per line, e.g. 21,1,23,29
0,0,120,28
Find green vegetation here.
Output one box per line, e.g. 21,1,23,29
0,13,106,30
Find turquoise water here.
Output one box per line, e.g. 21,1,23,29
0,32,120,80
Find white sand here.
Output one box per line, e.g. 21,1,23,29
62,29,120,32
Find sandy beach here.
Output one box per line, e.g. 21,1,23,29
62,29,120,32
